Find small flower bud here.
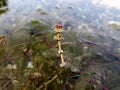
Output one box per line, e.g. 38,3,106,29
56,24,63,29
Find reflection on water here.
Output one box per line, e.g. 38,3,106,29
0,0,8,15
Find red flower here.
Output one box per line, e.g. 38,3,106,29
56,24,63,29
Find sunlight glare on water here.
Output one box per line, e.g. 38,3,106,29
92,0,120,9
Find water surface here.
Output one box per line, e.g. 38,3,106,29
0,0,120,51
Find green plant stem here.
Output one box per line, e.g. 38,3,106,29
23,80,32,90
36,68,64,90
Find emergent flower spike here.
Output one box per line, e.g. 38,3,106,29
53,24,66,67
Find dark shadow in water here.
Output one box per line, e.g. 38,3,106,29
0,0,8,15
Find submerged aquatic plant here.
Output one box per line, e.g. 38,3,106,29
0,21,75,90
0,20,119,90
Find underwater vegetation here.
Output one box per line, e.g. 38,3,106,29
0,21,74,90
0,20,120,90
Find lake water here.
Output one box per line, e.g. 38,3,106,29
1,0,120,52
0,1,120,90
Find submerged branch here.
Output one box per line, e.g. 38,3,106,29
36,68,64,90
